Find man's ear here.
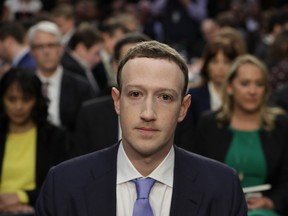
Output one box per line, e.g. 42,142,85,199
111,87,120,115
178,94,191,122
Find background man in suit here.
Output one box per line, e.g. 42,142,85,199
36,41,247,216
0,21,36,71
61,25,103,96
28,21,95,134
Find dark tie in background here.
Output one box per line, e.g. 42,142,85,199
132,178,156,216
42,82,49,99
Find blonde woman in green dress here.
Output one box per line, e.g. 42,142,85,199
194,54,288,216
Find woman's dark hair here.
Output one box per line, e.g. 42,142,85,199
200,27,247,84
0,68,48,132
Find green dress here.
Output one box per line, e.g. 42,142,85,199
225,127,279,216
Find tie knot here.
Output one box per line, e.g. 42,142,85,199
134,178,156,199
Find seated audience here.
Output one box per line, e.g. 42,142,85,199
193,55,288,216
0,67,68,214
187,28,246,126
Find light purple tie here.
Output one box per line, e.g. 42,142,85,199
132,178,156,216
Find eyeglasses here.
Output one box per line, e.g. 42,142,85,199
31,42,60,50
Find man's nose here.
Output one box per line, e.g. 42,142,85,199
140,97,156,122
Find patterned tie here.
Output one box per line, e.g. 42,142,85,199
132,178,156,216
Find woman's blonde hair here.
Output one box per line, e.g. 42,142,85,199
216,54,284,131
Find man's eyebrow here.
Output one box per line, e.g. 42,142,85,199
124,85,179,95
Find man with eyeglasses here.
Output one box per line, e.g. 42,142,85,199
28,21,95,135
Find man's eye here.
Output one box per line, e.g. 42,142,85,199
160,94,173,101
129,91,141,97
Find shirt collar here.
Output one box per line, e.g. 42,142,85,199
36,65,63,86
117,142,174,187
208,81,222,111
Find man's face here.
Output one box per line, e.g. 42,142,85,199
54,16,74,34
30,31,63,73
82,43,103,68
112,57,190,162
102,29,125,55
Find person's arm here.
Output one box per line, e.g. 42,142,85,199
231,171,248,216
246,196,274,210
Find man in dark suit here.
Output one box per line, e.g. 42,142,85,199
36,41,247,215
61,26,103,96
28,21,95,133
0,21,36,71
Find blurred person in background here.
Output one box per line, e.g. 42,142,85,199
0,21,36,72
0,68,68,214
51,3,77,46
61,25,103,96
267,30,288,92
143,0,207,61
253,9,285,63
193,55,288,216
28,21,95,133
97,14,131,91
187,28,247,126
4,0,42,21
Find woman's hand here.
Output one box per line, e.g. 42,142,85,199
0,193,19,210
1,203,35,214
247,196,274,210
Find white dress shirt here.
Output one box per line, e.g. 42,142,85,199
37,66,63,126
116,142,174,216
208,81,222,111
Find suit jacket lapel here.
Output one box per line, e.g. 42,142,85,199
170,146,204,216
83,144,118,216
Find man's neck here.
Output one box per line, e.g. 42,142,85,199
122,143,172,177
38,68,57,78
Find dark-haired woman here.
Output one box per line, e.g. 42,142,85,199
0,68,69,214
187,28,246,127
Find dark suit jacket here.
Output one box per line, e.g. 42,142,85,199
61,50,107,96
72,96,195,156
36,144,247,216
59,71,95,133
61,50,86,78
273,84,288,112
0,122,69,206
187,84,211,126
72,96,118,156
14,51,37,71
193,112,288,214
